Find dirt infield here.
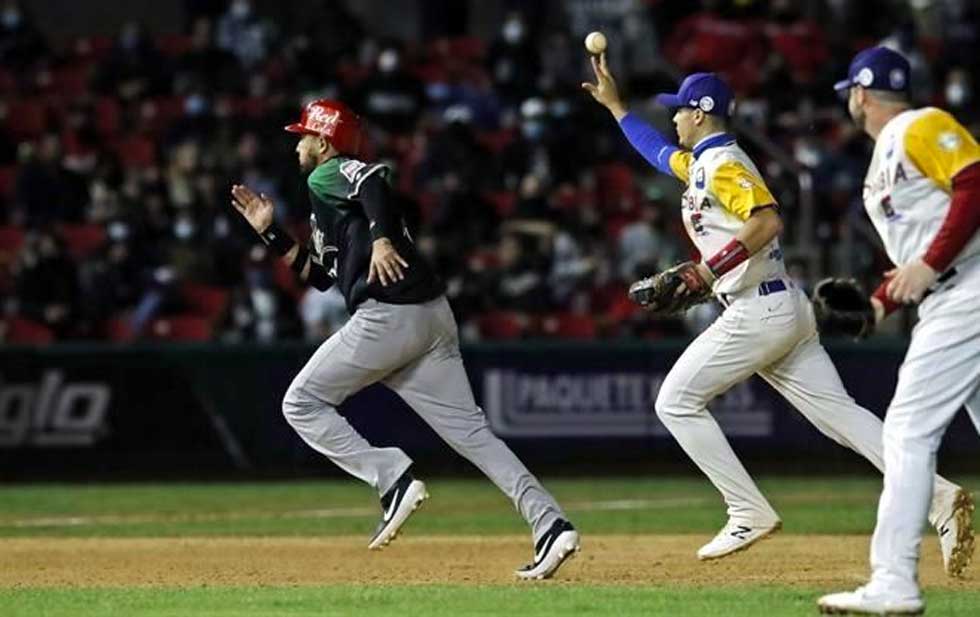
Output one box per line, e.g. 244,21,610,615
1,535,977,589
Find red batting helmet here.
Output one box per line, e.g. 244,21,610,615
284,99,362,155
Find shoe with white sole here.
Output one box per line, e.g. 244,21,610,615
936,487,975,578
368,471,428,550
817,585,924,615
515,519,580,580
697,518,782,560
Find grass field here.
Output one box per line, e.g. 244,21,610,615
1,476,978,616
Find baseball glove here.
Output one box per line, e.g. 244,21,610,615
628,261,713,315
812,277,875,339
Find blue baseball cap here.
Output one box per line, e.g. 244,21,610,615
654,72,735,117
834,47,911,92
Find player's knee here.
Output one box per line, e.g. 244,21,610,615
282,383,313,424
654,382,700,422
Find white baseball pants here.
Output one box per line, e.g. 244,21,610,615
869,263,980,598
655,281,959,525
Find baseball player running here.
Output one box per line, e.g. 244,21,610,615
582,54,972,571
230,99,578,580
818,47,980,616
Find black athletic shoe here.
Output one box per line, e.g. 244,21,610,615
368,471,428,550
515,518,580,579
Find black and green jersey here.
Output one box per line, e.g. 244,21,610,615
306,156,443,313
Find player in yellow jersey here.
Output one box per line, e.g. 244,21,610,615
582,53,970,569
819,47,980,616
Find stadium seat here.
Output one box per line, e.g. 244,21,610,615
0,166,17,199
0,225,25,262
180,283,229,322
94,97,121,136
58,224,106,260
157,34,193,57
478,311,528,340
6,99,47,138
3,317,55,345
105,316,135,342
475,129,516,155
114,136,157,168
483,191,517,218
595,162,635,209
541,313,597,339
149,315,212,341
52,64,90,98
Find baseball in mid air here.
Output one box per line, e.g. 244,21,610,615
584,31,607,55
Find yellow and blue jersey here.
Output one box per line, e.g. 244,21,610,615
863,107,980,268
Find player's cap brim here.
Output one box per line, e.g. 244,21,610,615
284,123,316,134
833,78,853,92
654,93,684,108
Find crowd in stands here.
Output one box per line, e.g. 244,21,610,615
1,0,978,344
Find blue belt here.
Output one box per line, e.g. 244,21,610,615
758,279,787,296
719,279,788,307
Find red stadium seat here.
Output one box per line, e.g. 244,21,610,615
478,311,528,340
58,224,106,260
448,36,486,61
0,166,17,199
4,317,54,345
595,162,635,209
180,283,229,321
114,136,157,168
541,313,597,339
6,99,47,138
475,129,516,155
483,191,516,218
150,315,212,341
157,34,193,57
95,97,121,136
51,64,90,98
0,225,25,262
105,316,135,342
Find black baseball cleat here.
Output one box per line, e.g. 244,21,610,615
368,471,428,550
515,518,580,580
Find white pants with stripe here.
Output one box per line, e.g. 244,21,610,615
869,263,980,598
655,281,958,526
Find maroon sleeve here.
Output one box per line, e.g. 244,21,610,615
923,162,980,272
872,278,900,316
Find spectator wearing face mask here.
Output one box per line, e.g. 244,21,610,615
355,42,425,135
216,0,271,69
0,0,46,70
943,67,977,126
223,245,300,342
12,231,80,338
486,12,540,104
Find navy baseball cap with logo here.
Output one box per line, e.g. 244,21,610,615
834,46,911,93
655,72,735,117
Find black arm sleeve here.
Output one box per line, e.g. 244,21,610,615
357,173,401,242
300,237,336,291
306,260,334,291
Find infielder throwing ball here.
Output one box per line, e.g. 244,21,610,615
231,99,578,580
819,47,980,616
582,54,972,572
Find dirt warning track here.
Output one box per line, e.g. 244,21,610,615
1,535,976,589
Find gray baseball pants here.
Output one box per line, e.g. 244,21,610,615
282,295,564,541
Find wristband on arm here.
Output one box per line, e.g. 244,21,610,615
290,245,309,275
259,222,296,256
705,239,750,278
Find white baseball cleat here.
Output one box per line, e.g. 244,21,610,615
817,585,924,615
935,487,975,577
515,519,580,580
697,518,781,560
368,472,428,550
